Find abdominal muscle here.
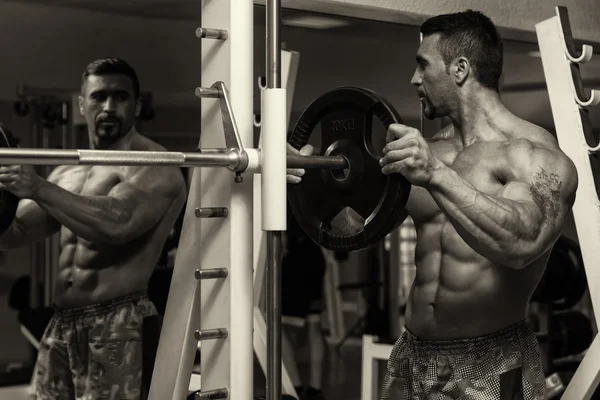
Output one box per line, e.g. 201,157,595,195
53,229,154,308
405,220,546,340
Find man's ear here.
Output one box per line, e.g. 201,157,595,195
135,97,142,118
454,57,470,85
78,95,85,116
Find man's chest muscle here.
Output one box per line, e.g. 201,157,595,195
55,166,123,196
407,141,509,223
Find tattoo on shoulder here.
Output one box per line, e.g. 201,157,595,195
530,167,562,224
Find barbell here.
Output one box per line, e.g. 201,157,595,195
0,87,413,251
0,87,592,305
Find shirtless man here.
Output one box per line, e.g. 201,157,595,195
288,10,578,400
0,57,187,399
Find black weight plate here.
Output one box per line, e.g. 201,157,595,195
0,124,19,235
288,87,411,251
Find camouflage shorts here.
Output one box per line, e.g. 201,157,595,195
32,290,158,400
381,320,547,400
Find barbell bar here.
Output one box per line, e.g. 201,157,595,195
0,147,348,170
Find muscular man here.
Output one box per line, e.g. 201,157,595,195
0,58,187,399
288,10,578,400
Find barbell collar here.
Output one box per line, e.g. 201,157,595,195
227,148,249,172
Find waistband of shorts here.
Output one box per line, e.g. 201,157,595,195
52,290,149,320
403,319,530,352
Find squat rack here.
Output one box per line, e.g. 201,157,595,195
147,1,291,399
536,6,600,400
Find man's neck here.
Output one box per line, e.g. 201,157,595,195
90,128,138,150
448,88,508,146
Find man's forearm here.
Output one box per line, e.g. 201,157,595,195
426,166,539,268
31,181,132,245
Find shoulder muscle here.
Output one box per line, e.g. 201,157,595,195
503,139,578,220
47,166,88,193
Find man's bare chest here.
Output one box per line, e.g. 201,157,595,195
55,166,125,196
450,144,511,190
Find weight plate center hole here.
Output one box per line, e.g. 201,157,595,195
331,156,351,181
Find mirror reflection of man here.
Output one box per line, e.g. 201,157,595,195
0,57,187,400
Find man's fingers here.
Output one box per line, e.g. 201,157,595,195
379,148,418,166
286,143,315,156
299,144,315,156
286,162,305,185
381,161,409,175
380,147,423,175
286,168,305,177
286,143,312,185
386,123,413,144
286,142,301,155
0,174,13,182
286,175,302,185
382,137,421,155
287,143,314,155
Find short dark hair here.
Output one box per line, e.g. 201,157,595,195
420,10,503,92
81,57,140,98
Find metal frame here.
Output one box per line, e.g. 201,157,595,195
360,335,392,400
253,48,300,399
148,1,291,399
148,0,254,399
535,6,600,400
322,248,346,343
254,0,600,49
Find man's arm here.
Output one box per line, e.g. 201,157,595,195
0,199,61,250
31,167,186,246
0,167,70,250
427,144,578,269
